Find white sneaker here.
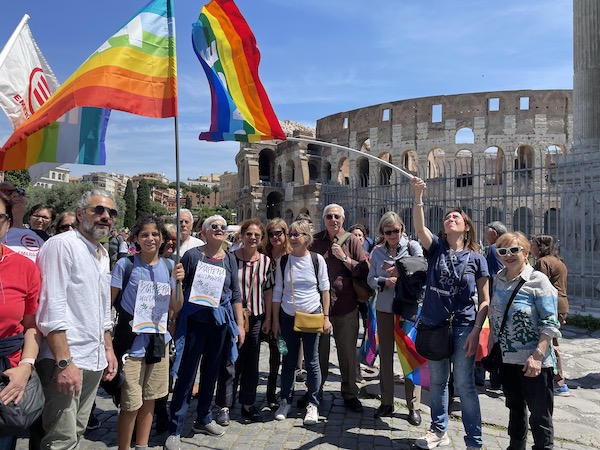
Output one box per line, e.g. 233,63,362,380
415,430,450,449
275,399,291,420
303,403,319,425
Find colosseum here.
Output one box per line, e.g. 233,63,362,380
232,89,600,308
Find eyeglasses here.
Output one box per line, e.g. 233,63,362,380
58,223,75,231
496,246,523,257
0,213,10,223
87,205,118,219
288,232,305,239
210,223,227,232
325,213,341,220
383,229,401,236
0,188,25,197
31,214,51,222
245,232,262,238
268,230,284,239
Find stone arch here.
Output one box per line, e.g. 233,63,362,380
455,127,475,144
323,161,332,182
484,146,504,185
360,138,371,152
266,191,284,220
338,158,350,185
514,144,534,180
545,145,563,184
513,206,533,236
379,152,392,185
427,148,445,179
456,149,473,187
357,157,369,187
285,209,294,224
246,207,252,221
544,208,560,237
402,150,419,173
308,161,319,182
285,159,295,183
258,148,276,183
484,206,503,225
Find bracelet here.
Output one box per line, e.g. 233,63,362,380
414,202,424,207
324,315,329,317
19,358,36,367
533,347,545,358
266,317,271,321
473,323,482,329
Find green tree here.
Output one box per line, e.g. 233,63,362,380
4,170,31,188
135,179,152,220
169,181,190,192
191,185,211,197
150,201,167,216
123,180,136,228
185,195,192,209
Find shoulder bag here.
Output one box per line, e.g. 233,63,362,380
0,370,44,437
289,257,324,333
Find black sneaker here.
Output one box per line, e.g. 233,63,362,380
86,413,100,431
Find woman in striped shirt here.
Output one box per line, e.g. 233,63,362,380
215,218,273,424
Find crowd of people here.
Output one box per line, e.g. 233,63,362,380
0,178,567,450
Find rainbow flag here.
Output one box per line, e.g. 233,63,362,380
360,296,379,366
193,0,285,142
1,0,177,169
394,315,427,385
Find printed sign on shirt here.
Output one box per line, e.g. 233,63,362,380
132,280,170,333
188,260,226,308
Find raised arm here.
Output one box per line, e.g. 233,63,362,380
410,177,433,251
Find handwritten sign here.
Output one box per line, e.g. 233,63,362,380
132,280,170,333
188,260,226,308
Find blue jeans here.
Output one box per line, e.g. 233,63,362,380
428,326,482,448
0,436,15,450
279,310,321,406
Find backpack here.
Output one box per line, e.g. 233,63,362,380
337,232,374,302
392,243,428,320
279,252,322,294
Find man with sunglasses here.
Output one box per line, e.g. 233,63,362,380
34,190,119,450
310,203,367,412
0,182,46,262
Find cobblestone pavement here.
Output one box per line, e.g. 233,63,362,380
17,322,600,449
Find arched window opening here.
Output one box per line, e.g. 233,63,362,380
455,149,473,187
455,127,474,144
427,148,445,179
357,158,369,187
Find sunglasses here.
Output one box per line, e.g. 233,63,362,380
268,230,284,239
58,223,75,231
383,229,401,236
31,214,52,222
88,205,118,219
325,213,341,220
496,246,523,257
288,232,305,239
1,188,25,197
210,223,227,232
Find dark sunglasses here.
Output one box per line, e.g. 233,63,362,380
288,232,305,239
325,213,341,220
383,229,401,236
88,205,118,219
210,223,227,232
1,188,25,197
496,246,523,257
268,230,284,239
58,223,75,231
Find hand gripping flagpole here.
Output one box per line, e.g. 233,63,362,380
286,137,415,181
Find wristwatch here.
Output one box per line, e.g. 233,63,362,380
55,357,72,369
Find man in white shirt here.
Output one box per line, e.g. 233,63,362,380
173,208,204,258
0,182,45,261
35,190,119,450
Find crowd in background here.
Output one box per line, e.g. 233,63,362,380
0,180,566,450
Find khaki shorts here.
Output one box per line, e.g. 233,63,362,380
120,346,169,412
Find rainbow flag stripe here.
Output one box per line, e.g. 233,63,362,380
394,315,427,380
193,0,285,142
1,0,177,167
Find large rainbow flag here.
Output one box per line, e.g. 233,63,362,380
0,0,177,169
193,0,285,143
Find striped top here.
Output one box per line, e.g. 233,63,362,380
236,252,273,316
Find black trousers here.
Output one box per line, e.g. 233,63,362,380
216,314,264,407
500,363,554,450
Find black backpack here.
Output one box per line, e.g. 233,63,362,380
392,244,428,320
279,252,322,294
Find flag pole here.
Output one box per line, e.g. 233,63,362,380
0,14,30,68
286,136,415,180
174,114,181,303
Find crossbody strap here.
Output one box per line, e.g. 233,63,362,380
498,278,527,338
449,250,471,316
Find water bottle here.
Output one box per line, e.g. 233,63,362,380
277,333,288,356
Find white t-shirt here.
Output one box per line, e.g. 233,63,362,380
173,235,204,259
3,227,45,262
273,253,330,317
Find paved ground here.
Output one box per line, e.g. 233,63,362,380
16,321,600,450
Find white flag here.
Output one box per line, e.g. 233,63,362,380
0,15,60,129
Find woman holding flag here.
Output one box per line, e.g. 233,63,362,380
410,177,489,450
367,212,423,425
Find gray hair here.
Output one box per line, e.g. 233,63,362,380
75,189,115,211
202,215,227,231
174,208,193,221
487,221,507,236
322,203,345,219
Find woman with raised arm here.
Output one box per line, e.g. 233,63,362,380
410,177,489,450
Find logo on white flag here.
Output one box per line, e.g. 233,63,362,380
28,67,52,114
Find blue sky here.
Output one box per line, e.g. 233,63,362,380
0,0,573,182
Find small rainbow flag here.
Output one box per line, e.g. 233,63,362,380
193,0,285,143
1,0,177,169
360,297,379,366
394,315,427,385
476,317,490,363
